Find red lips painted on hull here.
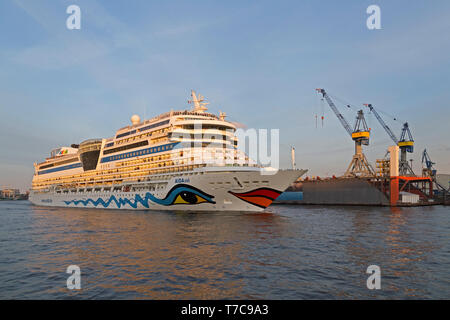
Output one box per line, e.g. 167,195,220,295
228,188,282,208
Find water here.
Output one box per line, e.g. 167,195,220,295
0,200,449,299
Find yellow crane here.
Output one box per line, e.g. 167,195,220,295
364,104,415,175
316,89,375,178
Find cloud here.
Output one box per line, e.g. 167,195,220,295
154,21,212,37
11,0,140,69
12,0,61,34
361,10,450,71
13,38,110,69
310,7,450,89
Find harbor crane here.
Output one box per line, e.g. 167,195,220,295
316,89,375,178
422,149,436,178
422,149,449,192
364,104,415,176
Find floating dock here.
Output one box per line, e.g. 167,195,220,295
301,178,389,206
274,175,444,207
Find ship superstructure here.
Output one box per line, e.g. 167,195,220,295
30,91,306,211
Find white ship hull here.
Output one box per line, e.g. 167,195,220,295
30,167,306,212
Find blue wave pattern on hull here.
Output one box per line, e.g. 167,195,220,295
63,185,215,208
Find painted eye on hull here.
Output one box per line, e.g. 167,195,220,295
173,191,209,204
160,184,216,206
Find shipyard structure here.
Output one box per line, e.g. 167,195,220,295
277,89,448,207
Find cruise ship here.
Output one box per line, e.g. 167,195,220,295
29,91,307,211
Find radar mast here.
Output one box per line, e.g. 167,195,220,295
189,90,209,112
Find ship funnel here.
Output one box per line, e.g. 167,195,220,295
78,139,102,171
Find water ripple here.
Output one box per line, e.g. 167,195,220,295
0,201,449,299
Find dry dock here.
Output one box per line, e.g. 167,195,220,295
275,176,446,207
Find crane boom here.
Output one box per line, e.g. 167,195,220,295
316,88,353,137
364,104,399,144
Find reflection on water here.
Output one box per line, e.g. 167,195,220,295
0,201,448,299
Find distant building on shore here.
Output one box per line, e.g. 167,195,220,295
1,188,20,199
0,188,28,200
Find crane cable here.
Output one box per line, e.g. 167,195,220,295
315,91,328,128
326,91,406,126
375,108,404,124
314,92,319,128
320,94,325,127
328,93,359,112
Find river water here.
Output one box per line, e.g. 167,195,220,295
0,200,448,299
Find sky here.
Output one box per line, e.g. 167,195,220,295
0,0,449,191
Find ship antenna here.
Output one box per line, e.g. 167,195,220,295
190,90,209,112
